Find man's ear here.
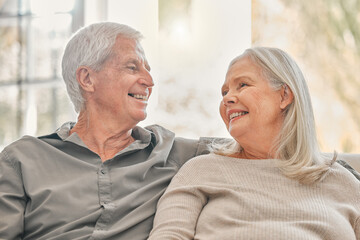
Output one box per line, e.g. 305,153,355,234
280,84,294,110
76,66,95,93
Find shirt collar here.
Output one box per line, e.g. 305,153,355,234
56,121,75,140
55,121,154,153
56,122,87,148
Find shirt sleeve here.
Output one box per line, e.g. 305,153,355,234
0,150,26,240
148,167,207,240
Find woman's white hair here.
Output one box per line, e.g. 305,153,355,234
215,47,336,184
61,22,143,113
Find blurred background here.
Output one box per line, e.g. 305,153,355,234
0,0,359,153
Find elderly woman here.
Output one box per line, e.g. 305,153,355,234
148,47,360,239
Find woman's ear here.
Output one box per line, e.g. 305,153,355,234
76,66,95,93
280,84,294,110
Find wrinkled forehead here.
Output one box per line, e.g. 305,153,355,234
134,43,151,70
135,42,145,57
111,35,150,66
225,56,247,79
115,35,144,55
226,55,262,77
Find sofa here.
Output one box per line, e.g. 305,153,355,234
338,153,360,173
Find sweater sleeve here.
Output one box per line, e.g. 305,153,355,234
0,151,26,240
355,216,360,239
148,164,207,240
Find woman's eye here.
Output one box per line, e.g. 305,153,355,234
237,83,248,90
222,90,228,96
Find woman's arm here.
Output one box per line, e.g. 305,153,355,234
148,168,207,240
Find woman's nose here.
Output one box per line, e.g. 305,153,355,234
222,92,237,106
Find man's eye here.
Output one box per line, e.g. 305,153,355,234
222,90,228,96
127,65,137,71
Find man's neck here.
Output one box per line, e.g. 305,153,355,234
70,111,136,162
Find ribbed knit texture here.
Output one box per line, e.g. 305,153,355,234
149,154,360,240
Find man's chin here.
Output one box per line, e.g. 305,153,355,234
134,111,147,122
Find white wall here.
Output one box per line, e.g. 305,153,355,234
88,0,251,138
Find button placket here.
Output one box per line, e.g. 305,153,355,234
98,166,111,206
93,164,113,233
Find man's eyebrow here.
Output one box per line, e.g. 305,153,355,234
145,62,151,72
127,58,151,71
127,58,138,64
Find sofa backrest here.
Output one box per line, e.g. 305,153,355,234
337,153,360,172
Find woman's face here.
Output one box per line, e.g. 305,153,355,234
219,56,287,147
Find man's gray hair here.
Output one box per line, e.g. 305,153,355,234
61,22,143,113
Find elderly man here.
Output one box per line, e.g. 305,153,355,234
0,22,211,240
0,22,359,240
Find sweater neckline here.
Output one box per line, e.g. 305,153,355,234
212,153,278,166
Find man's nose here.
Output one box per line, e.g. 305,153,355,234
139,69,154,88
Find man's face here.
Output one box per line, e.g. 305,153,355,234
90,36,154,126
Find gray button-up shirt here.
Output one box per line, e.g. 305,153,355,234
0,122,212,240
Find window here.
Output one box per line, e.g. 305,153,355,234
2,0,358,153
0,0,81,149
252,0,360,152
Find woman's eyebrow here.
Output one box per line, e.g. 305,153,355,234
232,76,253,83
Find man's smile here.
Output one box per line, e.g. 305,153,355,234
128,93,149,101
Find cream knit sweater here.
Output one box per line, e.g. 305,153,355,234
149,154,360,240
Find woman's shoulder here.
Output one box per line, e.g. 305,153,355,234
324,162,360,192
174,154,229,183
182,153,228,169
330,162,360,179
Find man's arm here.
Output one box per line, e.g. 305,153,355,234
0,151,26,239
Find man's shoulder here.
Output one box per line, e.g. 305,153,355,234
1,135,44,164
144,124,216,154
144,124,172,133
143,124,230,168
1,130,64,162
3,135,41,151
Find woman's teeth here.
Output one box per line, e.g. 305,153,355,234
229,111,248,120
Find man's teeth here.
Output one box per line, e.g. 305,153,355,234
134,94,147,100
229,112,248,120
128,93,147,100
